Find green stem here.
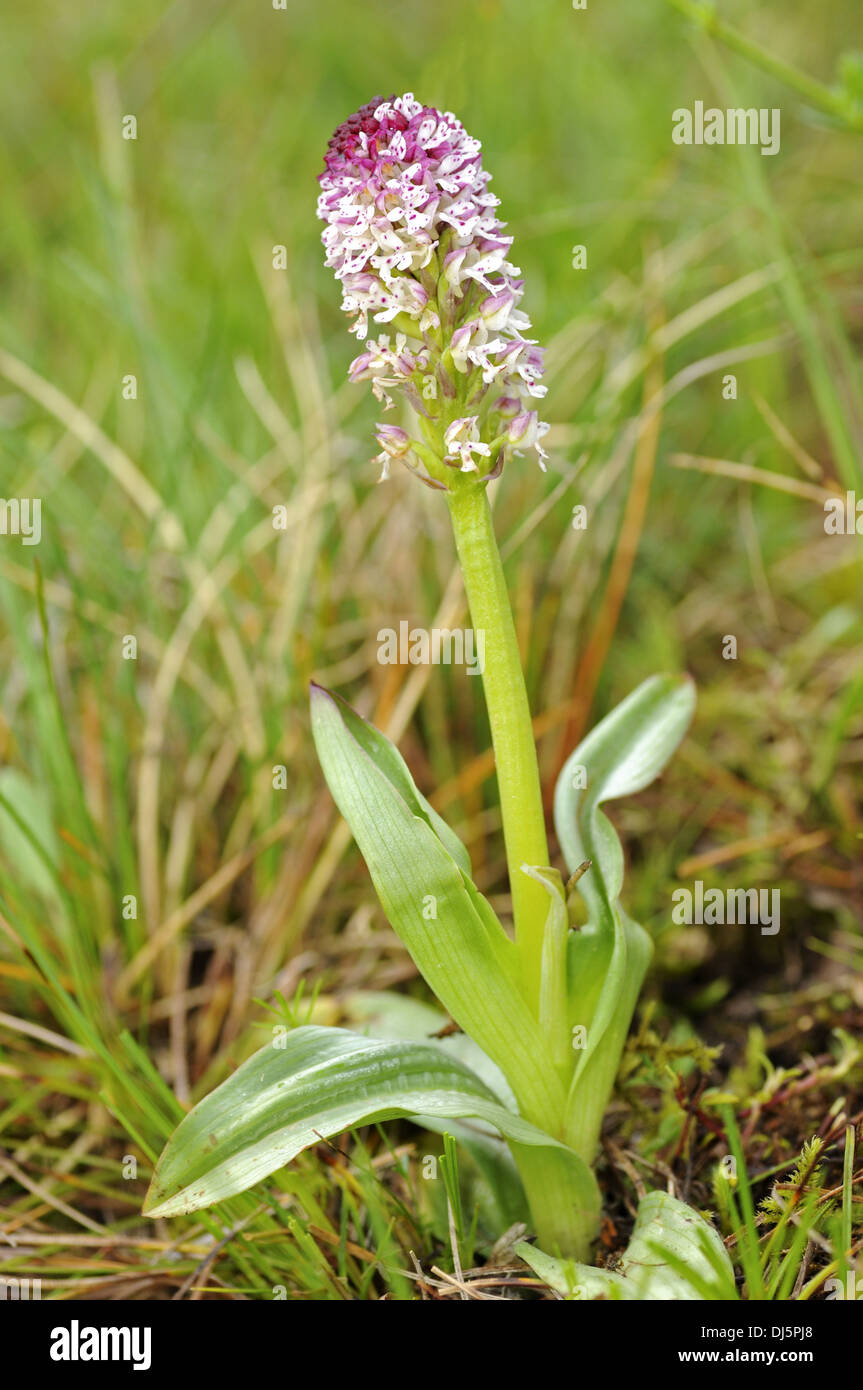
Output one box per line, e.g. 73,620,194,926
511,1145,600,1262
446,477,550,1010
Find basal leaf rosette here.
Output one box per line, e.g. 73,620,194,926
317,92,549,484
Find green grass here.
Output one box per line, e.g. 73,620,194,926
0,0,861,1298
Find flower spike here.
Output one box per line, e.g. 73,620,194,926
317,93,549,482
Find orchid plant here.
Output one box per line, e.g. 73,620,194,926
144,95,727,1283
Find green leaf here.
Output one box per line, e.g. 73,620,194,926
342,989,514,1105
342,991,528,1228
310,684,566,1131
554,673,697,901
317,686,472,878
143,1025,592,1219
521,865,570,1072
552,675,695,1158
517,1190,735,1300
0,768,62,905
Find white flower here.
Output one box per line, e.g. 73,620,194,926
506,411,551,471
443,417,493,473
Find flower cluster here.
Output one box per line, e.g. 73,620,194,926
317,93,549,482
